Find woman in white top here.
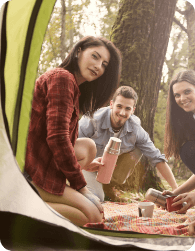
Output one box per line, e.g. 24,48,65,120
163,69,195,236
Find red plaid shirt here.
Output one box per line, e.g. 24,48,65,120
25,68,87,195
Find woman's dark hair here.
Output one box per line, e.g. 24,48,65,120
164,69,195,159
59,36,122,116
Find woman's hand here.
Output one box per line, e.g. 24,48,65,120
171,192,195,214
161,190,175,209
79,186,104,214
160,190,177,210
162,190,176,197
82,157,104,172
189,221,195,236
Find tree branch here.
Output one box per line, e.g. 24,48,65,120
175,6,187,16
176,4,193,16
186,1,195,14
173,17,187,34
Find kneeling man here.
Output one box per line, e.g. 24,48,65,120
79,86,178,201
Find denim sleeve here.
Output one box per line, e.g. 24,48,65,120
78,115,95,138
135,126,167,167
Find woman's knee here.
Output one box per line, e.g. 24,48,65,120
71,195,102,224
63,185,102,224
84,204,103,223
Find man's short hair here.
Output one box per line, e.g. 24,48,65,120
112,86,138,106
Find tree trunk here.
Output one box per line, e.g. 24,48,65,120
186,1,195,70
110,0,177,192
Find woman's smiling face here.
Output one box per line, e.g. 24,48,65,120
173,81,195,114
75,45,110,85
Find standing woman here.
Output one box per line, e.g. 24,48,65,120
163,69,195,235
24,36,122,226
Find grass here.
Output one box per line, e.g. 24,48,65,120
161,178,187,190
114,178,188,203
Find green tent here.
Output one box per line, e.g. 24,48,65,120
0,0,194,250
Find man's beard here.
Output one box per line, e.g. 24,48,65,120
115,120,123,128
112,111,125,129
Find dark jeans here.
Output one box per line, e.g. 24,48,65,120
180,140,195,175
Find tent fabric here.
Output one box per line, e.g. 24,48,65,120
4,0,57,171
0,0,195,250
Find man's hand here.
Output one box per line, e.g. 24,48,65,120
79,186,104,214
82,157,104,172
156,162,178,191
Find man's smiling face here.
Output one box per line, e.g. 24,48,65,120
110,95,136,130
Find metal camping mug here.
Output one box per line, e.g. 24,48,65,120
145,188,187,212
145,188,170,208
96,137,121,184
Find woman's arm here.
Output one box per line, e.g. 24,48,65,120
46,70,86,191
162,175,195,213
173,174,195,195
162,175,195,196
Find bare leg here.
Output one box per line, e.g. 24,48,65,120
31,138,101,226
32,182,103,226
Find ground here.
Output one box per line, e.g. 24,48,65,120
108,178,188,203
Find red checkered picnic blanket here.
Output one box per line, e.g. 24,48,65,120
84,201,195,236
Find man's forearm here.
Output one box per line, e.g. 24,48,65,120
156,162,178,190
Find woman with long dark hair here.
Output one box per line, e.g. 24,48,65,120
163,69,195,235
24,36,122,226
